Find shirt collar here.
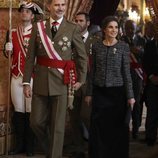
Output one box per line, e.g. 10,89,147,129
145,35,154,41
50,17,63,29
22,24,32,35
82,31,89,42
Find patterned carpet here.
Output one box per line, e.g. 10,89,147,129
2,106,158,158
1,134,158,158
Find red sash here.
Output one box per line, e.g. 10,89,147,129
37,21,64,74
37,21,78,109
37,21,77,84
37,56,77,84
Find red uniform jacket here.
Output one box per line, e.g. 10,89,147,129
11,25,32,77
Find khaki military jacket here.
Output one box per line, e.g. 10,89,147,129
85,33,100,56
23,17,87,96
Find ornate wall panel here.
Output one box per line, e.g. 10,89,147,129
0,8,19,154
0,0,19,8
65,0,93,21
0,9,19,105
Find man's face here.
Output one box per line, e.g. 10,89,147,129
75,14,90,34
20,8,34,22
125,21,136,38
145,23,155,38
47,0,66,20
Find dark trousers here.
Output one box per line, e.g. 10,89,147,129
68,86,91,153
145,83,158,142
69,94,85,153
139,86,147,127
12,112,35,153
131,71,143,135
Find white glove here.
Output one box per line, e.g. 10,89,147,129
5,42,13,51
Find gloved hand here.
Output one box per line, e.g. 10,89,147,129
5,42,13,51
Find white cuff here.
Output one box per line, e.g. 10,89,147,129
23,82,30,86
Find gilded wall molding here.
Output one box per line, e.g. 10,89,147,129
0,0,19,8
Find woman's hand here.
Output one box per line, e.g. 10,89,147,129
127,98,135,110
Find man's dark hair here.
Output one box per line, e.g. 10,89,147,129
76,12,90,22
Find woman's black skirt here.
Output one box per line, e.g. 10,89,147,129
89,85,129,158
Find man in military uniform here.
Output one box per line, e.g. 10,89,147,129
4,1,43,156
23,0,87,158
66,12,100,158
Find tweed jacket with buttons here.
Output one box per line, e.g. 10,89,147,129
87,40,134,99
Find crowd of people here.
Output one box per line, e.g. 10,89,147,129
3,0,158,158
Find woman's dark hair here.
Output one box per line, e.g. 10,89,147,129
101,16,119,30
101,16,119,39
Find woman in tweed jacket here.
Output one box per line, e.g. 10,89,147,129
85,16,135,158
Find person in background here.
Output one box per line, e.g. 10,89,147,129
66,12,100,158
121,20,145,139
23,0,87,158
4,1,43,156
139,21,154,129
144,21,155,42
88,24,102,37
85,16,135,158
142,21,158,146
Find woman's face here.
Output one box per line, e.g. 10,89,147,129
103,21,118,39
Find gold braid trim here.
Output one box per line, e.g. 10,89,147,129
67,70,75,110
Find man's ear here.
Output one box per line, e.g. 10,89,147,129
31,14,35,20
87,21,90,27
46,4,51,12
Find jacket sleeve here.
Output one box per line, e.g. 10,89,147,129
72,25,87,84
23,23,37,83
86,45,96,96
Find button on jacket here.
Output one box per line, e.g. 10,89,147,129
87,40,134,99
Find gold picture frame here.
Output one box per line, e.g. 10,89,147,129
0,0,19,8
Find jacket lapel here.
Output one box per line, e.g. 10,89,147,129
54,18,67,39
43,17,67,40
85,34,93,53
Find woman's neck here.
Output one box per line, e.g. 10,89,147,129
103,38,118,46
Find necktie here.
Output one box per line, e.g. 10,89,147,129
129,37,134,46
82,36,85,43
51,21,59,38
